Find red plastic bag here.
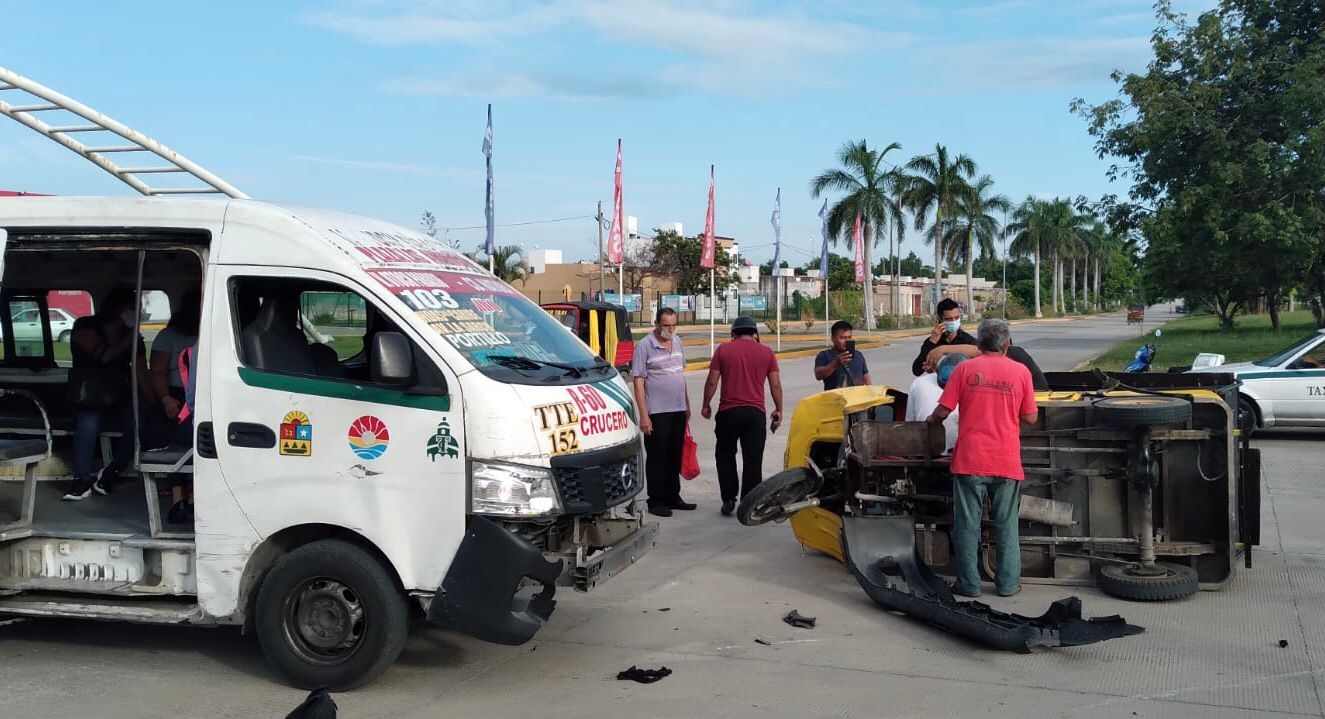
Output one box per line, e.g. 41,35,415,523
681,424,700,480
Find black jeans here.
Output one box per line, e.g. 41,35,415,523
644,411,686,508
714,406,766,502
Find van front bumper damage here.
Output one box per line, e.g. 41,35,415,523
426,513,657,645
842,515,1144,652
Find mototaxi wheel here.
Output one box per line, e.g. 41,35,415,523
736,467,821,526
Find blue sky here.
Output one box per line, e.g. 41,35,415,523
0,0,1214,268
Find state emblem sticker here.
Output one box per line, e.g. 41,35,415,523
279,410,312,457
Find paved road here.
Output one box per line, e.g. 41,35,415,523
6,313,1321,718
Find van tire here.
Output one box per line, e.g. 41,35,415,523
255,539,408,690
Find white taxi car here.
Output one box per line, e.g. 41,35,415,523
1187,328,1325,432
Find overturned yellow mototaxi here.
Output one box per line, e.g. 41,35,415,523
738,371,1260,651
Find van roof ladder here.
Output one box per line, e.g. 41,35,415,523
0,66,247,199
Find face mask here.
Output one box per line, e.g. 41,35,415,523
657,328,673,341
944,320,961,334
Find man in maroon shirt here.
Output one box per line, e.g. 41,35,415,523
701,316,784,516
926,318,1039,598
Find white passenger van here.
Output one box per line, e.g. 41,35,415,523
0,196,656,689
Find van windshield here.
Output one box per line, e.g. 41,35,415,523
370,269,608,383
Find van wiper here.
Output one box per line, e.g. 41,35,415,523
488,354,585,378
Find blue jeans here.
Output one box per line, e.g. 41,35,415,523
952,474,1022,596
72,403,137,483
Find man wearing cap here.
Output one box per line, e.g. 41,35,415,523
926,318,1039,598
905,353,964,453
701,316,783,517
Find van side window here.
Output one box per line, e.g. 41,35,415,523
230,277,441,389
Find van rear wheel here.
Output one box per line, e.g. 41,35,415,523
255,539,408,690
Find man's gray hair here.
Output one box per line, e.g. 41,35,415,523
977,318,1012,353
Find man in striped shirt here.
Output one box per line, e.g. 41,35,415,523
631,307,694,517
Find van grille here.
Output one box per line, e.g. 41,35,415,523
549,444,640,515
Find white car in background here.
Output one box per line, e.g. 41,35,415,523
0,307,78,342
1187,328,1325,432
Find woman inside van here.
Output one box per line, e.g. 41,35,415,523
64,288,151,501
146,289,200,523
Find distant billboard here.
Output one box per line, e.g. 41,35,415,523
602,292,642,312
661,295,695,312
739,295,768,311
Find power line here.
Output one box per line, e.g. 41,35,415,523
442,215,593,231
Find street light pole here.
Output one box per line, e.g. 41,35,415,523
1002,233,1008,320
597,201,605,301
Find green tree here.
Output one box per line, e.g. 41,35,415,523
482,245,530,284
901,144,978,315
811,139,906,329
1006,197,1050,317
945,174,1011,313
803,253,858,291
649,229,738,295
1073,0,1325,329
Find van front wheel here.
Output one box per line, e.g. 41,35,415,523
255,539,408,690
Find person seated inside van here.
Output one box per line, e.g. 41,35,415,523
146,289,200,523
64,288,152,501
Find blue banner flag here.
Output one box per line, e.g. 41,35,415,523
770,187,781,272
818,199,829,278
482,104,494,256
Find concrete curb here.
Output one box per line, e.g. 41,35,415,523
683,341,885,372
676,313,1108,371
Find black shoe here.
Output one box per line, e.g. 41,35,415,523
670,499,697,511
62,478,94,501
91,466,117,496
720,500,735,516
648,504,673,517
167,500,194,525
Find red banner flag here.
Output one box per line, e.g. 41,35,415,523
700,165,716,270
853,211,866,283
606,139,624,265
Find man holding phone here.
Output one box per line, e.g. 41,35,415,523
814,320,871,391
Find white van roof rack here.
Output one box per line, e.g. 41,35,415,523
0,66,247,199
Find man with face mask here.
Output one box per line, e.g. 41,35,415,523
631,307,694,517
912,298,974,377
912,298,1049,390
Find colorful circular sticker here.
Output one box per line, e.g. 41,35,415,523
348,415,390,460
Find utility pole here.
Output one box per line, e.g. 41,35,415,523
597,201,605,301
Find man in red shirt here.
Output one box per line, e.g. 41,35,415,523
926,318,1039,598
701,316,784,516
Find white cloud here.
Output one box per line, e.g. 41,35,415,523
958,0,1034,18
291,154,456,176
926,37,1150,92
305,0,906,98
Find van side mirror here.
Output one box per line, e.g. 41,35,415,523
371,332,415,387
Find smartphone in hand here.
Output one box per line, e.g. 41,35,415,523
845,340,856,356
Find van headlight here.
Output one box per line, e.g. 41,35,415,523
470,460,562,518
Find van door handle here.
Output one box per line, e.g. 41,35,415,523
227,422,276,449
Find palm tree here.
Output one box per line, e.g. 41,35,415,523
943,174,1011,315
1006,197,1049,318
901,144,977,315
1041,199,1089,315
485,245,529,284
811,139,905,329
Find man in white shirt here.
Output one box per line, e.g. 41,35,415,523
905,353,965,452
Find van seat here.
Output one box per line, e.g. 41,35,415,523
241,294,318,375
0,438,48,462
140,447,191,466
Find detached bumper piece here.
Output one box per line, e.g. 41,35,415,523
842,515,1144,652
427,516,564,645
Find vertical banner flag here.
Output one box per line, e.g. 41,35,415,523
482,104,495,256
818,199,829,277
853,211,866,283
607,139,624,265
770,187,782,272
700,165,716,269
